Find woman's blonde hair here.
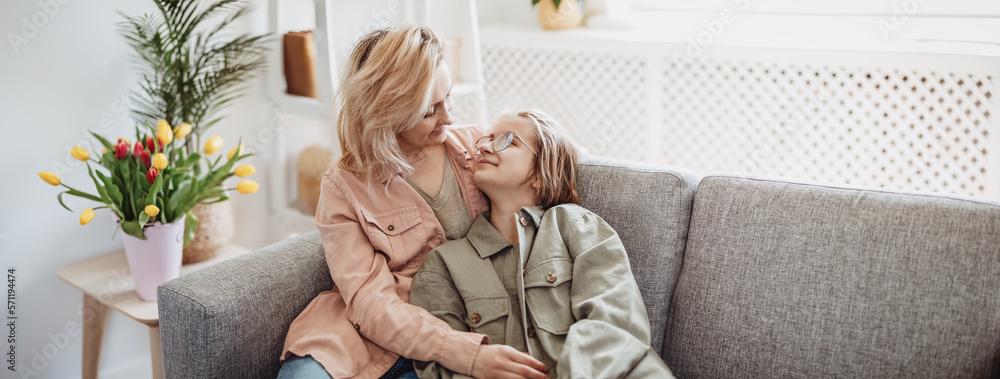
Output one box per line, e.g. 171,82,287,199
503,109,580,209
335,25,444,181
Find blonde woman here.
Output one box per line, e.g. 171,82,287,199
411,110,674,378
278,26,550,379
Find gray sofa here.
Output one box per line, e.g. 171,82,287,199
158,156,1000,378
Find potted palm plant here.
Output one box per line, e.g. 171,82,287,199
118,0,268,263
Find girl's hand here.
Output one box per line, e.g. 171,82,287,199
472,344,549,379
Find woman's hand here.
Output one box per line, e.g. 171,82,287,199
472,344,550,379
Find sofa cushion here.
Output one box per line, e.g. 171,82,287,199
664,175,1000,378
577,155,699,355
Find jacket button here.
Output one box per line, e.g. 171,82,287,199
387,224,395,231
522,269,526,276
546,272,557,283
519,217,527,226
527,326,536,338
470,313,482,324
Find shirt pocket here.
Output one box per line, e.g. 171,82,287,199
523,257,575,335
464,295,511,344
360,206,425,268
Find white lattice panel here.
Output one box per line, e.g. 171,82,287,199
481,42,997,199
481,47,650,160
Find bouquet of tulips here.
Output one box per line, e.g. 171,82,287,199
38,120,259,246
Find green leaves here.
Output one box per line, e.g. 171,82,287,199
121,219,146,240
116,157,139,219
90,132,114,151
146,174,164,206
56,189,101,212
182,210,198,248
56,192,72,212
138,211,150,229
166,174,192,220
119,0,268,154
86,162,111,204
94,168,123,206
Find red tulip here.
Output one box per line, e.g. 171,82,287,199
146,136,165,153
114,140,129,159
133,141,145,158
146,167,159,184
139,150,151,168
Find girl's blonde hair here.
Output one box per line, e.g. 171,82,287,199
503,109,580,209
335,25,444,181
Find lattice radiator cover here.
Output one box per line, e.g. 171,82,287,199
475,42,997,199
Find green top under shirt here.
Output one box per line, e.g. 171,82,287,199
406,159,473,240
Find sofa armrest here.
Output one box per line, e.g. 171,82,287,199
158,231,330,379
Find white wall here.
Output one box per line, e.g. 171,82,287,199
0,1,277,378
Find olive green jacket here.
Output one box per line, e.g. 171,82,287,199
410,204,674,379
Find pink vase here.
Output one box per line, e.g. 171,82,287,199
119,214,186,302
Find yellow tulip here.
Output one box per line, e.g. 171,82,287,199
227,144,244,160
71,146,90,161
234,164,255,178
144,205,160,217
173,122,192,140
80,209,95,225
204,136,224,155
237,180,259,194
152,153,168,170
156,120,173,145
39,171,61,186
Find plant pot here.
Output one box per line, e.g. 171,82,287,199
182,201,234,264
120,214,186,302
537,0,584,30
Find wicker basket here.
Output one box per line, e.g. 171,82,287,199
297,145,335,215
182,201,235,264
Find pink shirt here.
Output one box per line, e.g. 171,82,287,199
281,126,490,378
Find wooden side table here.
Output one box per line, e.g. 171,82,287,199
57,244,250,379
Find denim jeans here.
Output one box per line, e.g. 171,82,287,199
277,355,416,379
380,356,418,379
276,355,331,379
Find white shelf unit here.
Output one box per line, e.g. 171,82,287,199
265,0,488,240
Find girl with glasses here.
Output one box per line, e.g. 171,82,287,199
410,109,674,378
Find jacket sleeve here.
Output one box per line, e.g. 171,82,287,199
410,250,477,379
557,211,675,378
316,173,486,376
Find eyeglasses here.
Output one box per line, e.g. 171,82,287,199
475,131,537,156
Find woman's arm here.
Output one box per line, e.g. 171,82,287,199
316,173,485,375
557,211,674,378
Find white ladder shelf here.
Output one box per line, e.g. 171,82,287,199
264,0,488,240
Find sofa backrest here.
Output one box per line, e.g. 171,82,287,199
664,175,1000,378
576,156,699,355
